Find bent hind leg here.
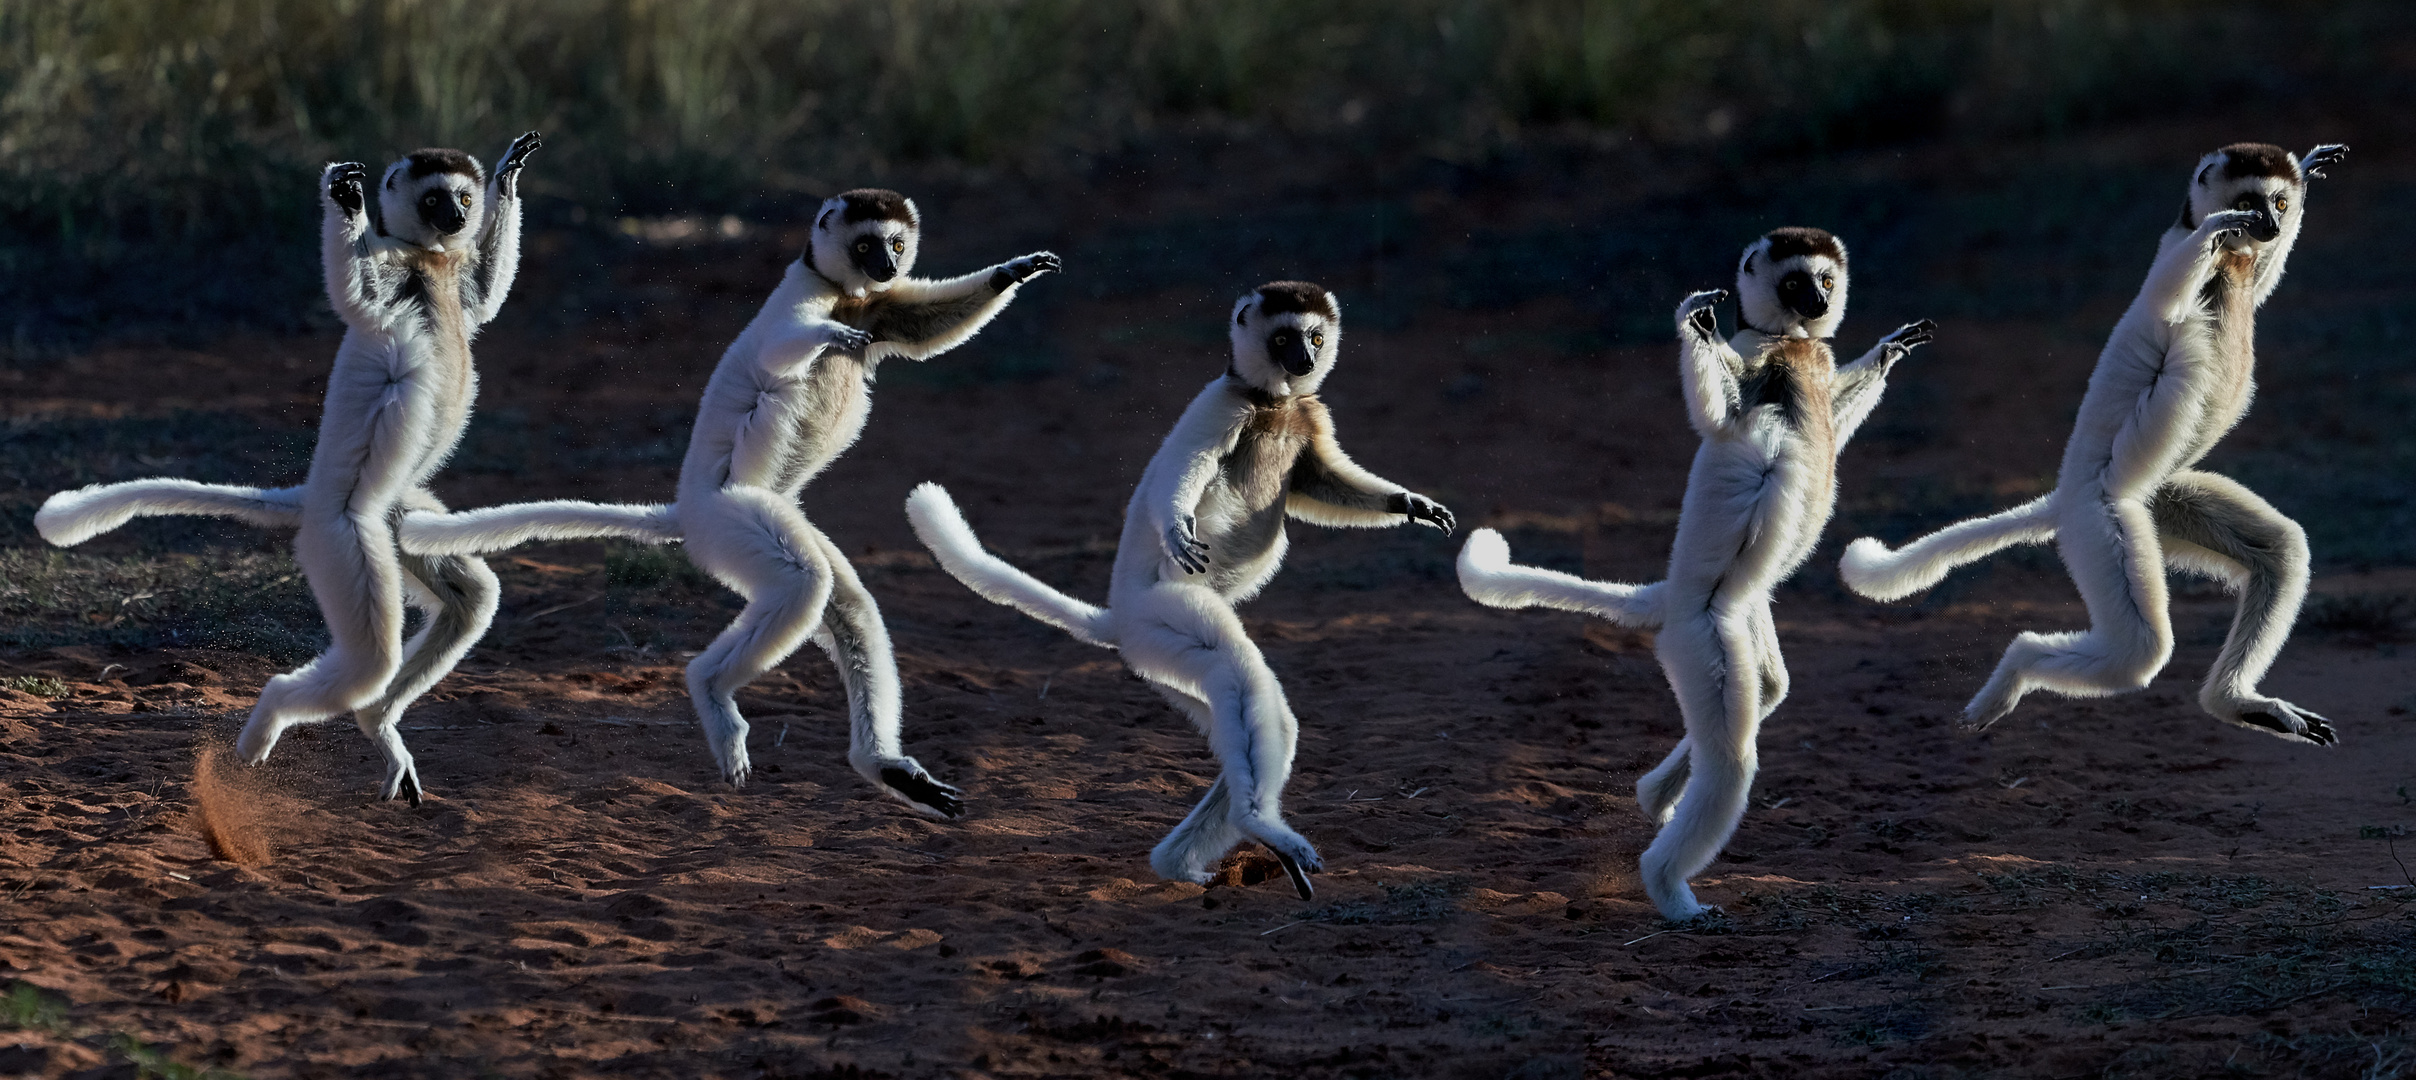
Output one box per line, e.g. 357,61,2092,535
1637,606,1762,921
2152,471,2331,744
352,545,501,804
796,524,963,817
680,489,834,786
1966,496,2172,727
1145,686,1247,883
239,510,407,767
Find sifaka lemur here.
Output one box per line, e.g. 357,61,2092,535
1838,143,2349,746
37,133,546,805
394,188,1058,819
906,281,1456,900
1457,229,1934,920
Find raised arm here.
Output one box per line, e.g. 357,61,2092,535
1831,319,1934,448
464,131,542,326
1285,399,1454,532
1675,289,1743,438
321,162,400,329
2140,208,2267,326
859,251,1060,362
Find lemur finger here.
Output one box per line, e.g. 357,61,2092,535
1273,850,1315,901
501,130,544,170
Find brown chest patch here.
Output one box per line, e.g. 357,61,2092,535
1226,395,1317,507
2201,249,2259,432
1743,338,1838,490
406,252,475,431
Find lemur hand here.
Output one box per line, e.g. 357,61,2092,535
1390,492,1456,534
495,131,544,197
324,162,369,215
824,324,875,354
2301,143,2349,180
2201,208,2264,249
991,251,1062,291
1164,515,1211,575
1677,289,1729,339
1879,319,1936,365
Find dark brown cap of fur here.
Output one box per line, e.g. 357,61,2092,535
833,188,918,227
404,148,483,181
1253,281,1338,319
2216,142,2301,183
1761,227,1845,265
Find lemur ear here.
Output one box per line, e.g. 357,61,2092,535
2195,160,2218,187
816,207,836,232
1740,250,1756,276
1235,307,1248,327
902,198,922,231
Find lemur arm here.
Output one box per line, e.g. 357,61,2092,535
1141,385,1248,574
320,162,397,327
464,131,541,326
2140,209,2267,325
1675,289,1743,437
860,252,1060,363
1830,320,1935,448
1284,399,1454,532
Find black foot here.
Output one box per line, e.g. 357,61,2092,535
880,766,966,819
1272,850,1315,901
396,773,424,808
2240,709,2338,746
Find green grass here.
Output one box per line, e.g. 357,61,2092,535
2,982,243,1079
4,0,2406,341
0,673,68,698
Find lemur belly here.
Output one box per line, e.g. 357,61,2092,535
1196,399,1311,596
2175,251,2260,469
727,355,871,492
403,254,476,489
1673,340,1838,599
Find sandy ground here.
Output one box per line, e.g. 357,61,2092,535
6,142,2416,1075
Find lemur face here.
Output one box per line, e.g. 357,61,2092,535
810,188,921,295
379,148,486,252
1228,281,1342,397
2185,143,2304,249
1736,227,1849,340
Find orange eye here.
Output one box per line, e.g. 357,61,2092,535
1310,333,1324,348
891,239,904,254
2275,196,2289,213
458,193,472,208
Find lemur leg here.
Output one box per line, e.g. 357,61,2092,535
238,510,408,767
1637,606,1783,825
1145,685,1246,883
1965,495,2173,727
1120,584,1317,896
1638,601,1763,921
680,487,836,787
2150,471,2332,745
792,523,965,818
350,547,501,805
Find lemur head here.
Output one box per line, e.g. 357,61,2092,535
809,189,921,296
1736,227,1849,340
1229,281,1342,398
2182,143,2305,250
378,148,486,253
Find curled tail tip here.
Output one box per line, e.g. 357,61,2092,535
1838,537,1916,600
1458,528,1510,570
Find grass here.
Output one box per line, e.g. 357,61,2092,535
4,0,2408,343
1,673,68,698
0,546,325,663
2,981,243,1079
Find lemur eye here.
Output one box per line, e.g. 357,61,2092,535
458,193,472,208
1819,275,1834,289
855,240,871,253
1310,333,1324,348
2235,196,2255,211
890,239,905,254
2275,195,2289,213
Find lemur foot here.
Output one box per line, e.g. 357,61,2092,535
387,766,425,808
1960,690,2022,733
716,744,754,789
1164,514,1210,575
1390,491,1456,534
2223,697,2338,747
877,762,967,819
324,162,369,214
1272,849,1316,901
1677,289,1729,338
826,325,875,355
2301,143,2350,180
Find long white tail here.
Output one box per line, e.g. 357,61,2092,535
1457,528,1664,629
36,480,305,547
396,500,682,557
1838,494,2057,602
905,482,1116,649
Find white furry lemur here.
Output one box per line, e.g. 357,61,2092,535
37,133,546,805
1457,229,1934,920
907,282,1456,900
393,189,1058,819
1839,143,2349,745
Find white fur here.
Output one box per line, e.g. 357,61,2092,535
1459,233,1929,920
1838,144,2339,746
909,285,1449,897
391,192,1057,816
34,137,540,804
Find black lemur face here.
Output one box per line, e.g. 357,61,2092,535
848,228,906,282
418,184,472,236
1265,323,1319,376
1775,269,1831,320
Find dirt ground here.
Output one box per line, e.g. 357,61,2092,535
5,121,2416,1079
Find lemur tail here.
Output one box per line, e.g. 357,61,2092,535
1457,528,1665,629
1838,494,2057,602
905,482,1117,650
36,480,305,547
396,501,682,557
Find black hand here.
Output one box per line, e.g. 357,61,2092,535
829,325,874,353
496,130,543,196
2301,143,2349,180
326,162,368,215
1887,318,1936,352
1683,289,1728,338
1166,518,1210,574
1391,492,1456,534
